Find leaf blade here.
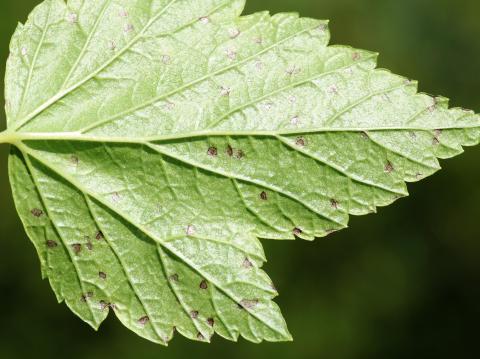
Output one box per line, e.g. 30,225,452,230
5,0,480,345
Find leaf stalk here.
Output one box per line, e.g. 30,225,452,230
0,130,15,145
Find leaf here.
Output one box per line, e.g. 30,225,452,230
1,0,479,345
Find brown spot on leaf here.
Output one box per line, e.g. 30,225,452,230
240,299,259,309
100,301,116,311
111,192,121,202
286,65,301,76
293,227,303,236
226,48,236,60
226,145,233,157
169,274,179,282
190,310,199,319
46,240,58,248
66,13,77,24
263,102,273,111
235,149,245,159
81,292,93,302
330,199,339,209
70,155,79,166
260,191,268,201
124,23,134,33
31,208,43,217
207,318,215,327
317,23,328,32
243,257,253,268
197,332,205,341
99,300,108,310
72,243,82,254
225,145,243,158
199,280,208,290
99,272,107,280
199,16,209,24
328,85,338,95
221,86,231,96
352,52,361,61
161,54,171,64
186,225,195,236
86,241,93,251
360,131,369,140
207,146,218,157
95,231,104,240
433,129,442,145
228,28,241,39
385,161,394,173
138,316,149,326
165,101,175,111
295,137,306,147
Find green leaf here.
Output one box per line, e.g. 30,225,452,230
2,0,479,345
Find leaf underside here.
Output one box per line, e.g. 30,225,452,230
4,0,479,345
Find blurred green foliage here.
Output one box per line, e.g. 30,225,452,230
1,1,479,358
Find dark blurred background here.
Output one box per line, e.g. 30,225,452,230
1,0,479,358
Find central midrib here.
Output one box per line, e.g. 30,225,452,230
4,122,479,145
